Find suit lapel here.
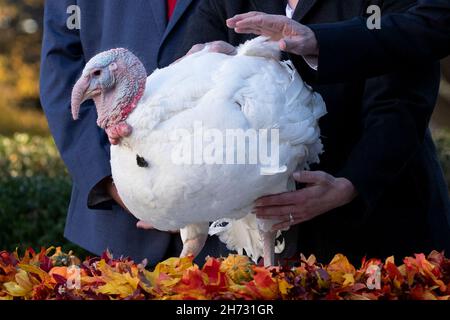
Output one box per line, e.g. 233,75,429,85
293,0,319,21
249,0,319,21
160,0,195,45
149,1,167,38
249,0,286,15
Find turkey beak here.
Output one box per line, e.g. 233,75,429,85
71,75,101,120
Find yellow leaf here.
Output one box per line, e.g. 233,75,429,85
278,279,293,295
4,282,29,297
159,276,181,288
342,273,355,287
3,269,34,298
18,263,52,286
15,270,34,292
95,260,139,299
153,256,194,278
96,277,138,298
326,254,356,284
385,256,395,265
328,254,356,274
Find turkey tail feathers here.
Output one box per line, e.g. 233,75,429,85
209,214,285,263
237,36,281,60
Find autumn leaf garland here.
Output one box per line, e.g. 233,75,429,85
0,247,449,300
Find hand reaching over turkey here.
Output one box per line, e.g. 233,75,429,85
253,171,357,230
227,12,319,57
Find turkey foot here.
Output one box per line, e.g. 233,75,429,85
262,230,276,267
180,223,209,257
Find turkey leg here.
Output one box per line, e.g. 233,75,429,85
180,222,209,258
262,230,276,267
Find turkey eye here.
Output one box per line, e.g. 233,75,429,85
93,70,101,77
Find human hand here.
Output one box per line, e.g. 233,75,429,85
136,220,179,234
102,177,159,231
253,171,357,230
227,12,319,57
105,122,132,145
186,40,237,56
103,176,131,212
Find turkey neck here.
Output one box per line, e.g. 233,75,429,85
100,74,146,129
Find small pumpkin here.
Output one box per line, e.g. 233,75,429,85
220,255,254,283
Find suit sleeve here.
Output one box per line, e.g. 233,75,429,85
310,0,450,83
179,0,229,55
40,0,113,210
336,62,440,212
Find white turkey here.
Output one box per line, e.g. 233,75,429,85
71,37,326,266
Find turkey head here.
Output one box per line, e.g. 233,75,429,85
71,48,147,129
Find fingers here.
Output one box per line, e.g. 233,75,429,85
136,220,155,230
172,43,205,65
279,27,320,56
279,38,294,52
208,41,237,55
187,43,206,56
293,170,332,184
272,217,306,231
255,188,312,207
226,11,263,28
234,26,265,35
253,205,298,218
231,15,289,39
187,41,237,56
236,16,281,32
279,38,303,54
136,221,179,234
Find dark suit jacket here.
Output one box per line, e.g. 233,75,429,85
310,0,450,83
181,0,450,262
40,0,231,265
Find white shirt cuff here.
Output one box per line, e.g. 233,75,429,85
303,55,319,71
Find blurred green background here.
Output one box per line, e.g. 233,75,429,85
0,0,449,256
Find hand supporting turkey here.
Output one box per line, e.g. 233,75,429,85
227,12,319,58
102,176,180,232
253,171,357,231
187,40,237,56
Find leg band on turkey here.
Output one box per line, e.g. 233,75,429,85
71,37,326,266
